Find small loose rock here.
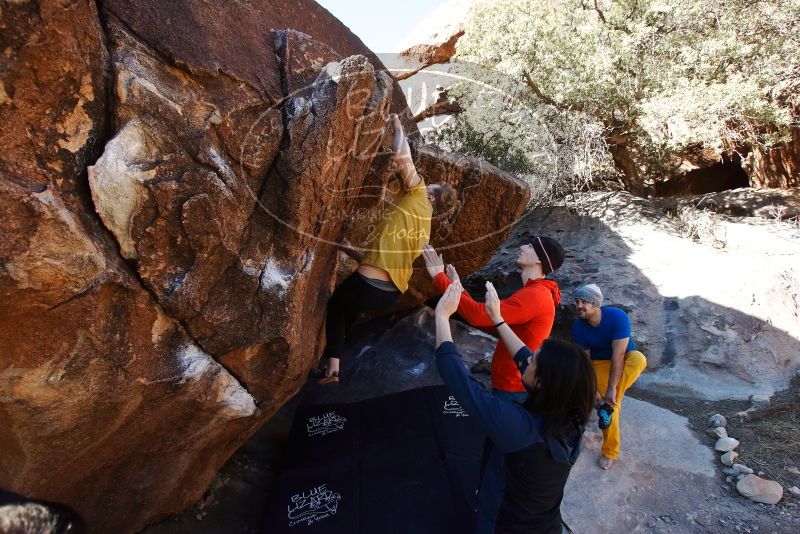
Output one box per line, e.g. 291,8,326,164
789,486,800,497
693,512,713,527
715,437,740,452
733,464,754,475
709,414,727,427
708,426,728,439
721,451,739,466
749,394,770,410
736,474,783,504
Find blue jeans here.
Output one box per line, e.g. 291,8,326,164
474,389,529,533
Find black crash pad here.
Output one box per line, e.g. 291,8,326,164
265,386,487,533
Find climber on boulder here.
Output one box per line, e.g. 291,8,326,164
318,113,458,384
422,236,564,529
434,280,595,533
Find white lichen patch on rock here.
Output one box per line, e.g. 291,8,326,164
88,119,158,259
176,344,257,418
260,258,295,295
241,260,260,277
206,146,237,190
214,378,258,418
177,344,213,379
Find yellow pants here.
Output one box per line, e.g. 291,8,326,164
591,351,647,460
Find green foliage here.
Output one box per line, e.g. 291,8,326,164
431,113,535,177
426,0,799,197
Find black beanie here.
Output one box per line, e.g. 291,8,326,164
531,236,564,275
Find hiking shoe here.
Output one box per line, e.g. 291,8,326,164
596,403,614,430
317,372,339,385
598,455,616,470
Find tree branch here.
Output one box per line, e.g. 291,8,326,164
522,71,559,108
593,0,607,23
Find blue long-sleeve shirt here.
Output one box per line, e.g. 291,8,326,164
435,341,583,533
435,341,542,453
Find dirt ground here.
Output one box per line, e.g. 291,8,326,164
631,376,800,533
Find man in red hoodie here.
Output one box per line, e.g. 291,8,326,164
422,237,564,401
422,236,565,533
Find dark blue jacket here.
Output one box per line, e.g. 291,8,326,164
436,341,582,533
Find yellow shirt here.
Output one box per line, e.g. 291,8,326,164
361,180,432,292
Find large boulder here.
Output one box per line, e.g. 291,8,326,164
1,2,526,532
1,2,260,532
396,0,488,70
88,19,394,405
101,0,418,135
467,189,800,400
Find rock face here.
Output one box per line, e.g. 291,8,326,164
0,1,526,532
101,0,418,134
89,18,393,404
744,73,800,189
1,2,261,532
466,189,800,400
397,0,487,69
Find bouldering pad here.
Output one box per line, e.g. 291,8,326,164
265,386,486,533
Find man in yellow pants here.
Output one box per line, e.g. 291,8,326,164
572,284,647,470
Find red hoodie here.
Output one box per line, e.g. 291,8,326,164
433,272,562,392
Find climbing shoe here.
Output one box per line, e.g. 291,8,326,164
596,403,614,430
317,371,339,385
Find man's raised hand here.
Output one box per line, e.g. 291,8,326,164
446,264,460,282
422,244,445,279
435,280,463,318
484,281,503,324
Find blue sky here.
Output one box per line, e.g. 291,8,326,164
316,0,449,52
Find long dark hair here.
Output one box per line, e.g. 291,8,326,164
524,338,596,439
